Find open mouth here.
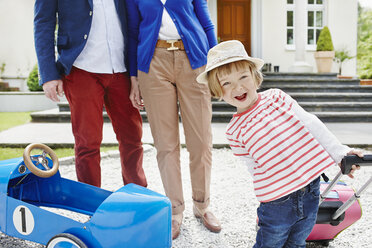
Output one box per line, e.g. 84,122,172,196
235,93,247,101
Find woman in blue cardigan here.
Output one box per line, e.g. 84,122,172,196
125,0,221,239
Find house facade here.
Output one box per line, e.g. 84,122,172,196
207,0,358,75
0,0,358,89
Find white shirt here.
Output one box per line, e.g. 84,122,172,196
226,89,350,202
73,0,126,73
158,0,181,40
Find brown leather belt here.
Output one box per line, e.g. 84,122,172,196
156,39,185,50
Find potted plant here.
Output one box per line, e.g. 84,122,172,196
334,48,354,78
314,26,335,73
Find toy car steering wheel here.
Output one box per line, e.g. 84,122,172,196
23,143,59,178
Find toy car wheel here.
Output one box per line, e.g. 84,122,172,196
23,143,59,178
47,233,87,248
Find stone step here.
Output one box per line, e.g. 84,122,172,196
0,87,20,91
59,91,372,112
262,78,360,86
58,102,71,112
31,108,150,122
212,101,372,112
32,107,372,123
299,102,372,112
210,111,372,123
0,81,9,88
59,102,111,112
31,110,73,123
0,81,20,91
58,101,372,113
259,84,372,93
288,92,372,102
48,73,371,123
263,72,338,79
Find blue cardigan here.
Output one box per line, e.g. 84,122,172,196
125,0,218,77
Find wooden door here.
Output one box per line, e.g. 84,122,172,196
217,0,251,55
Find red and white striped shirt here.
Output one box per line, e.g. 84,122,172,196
226,89,350,202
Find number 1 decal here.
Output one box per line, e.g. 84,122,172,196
13,205,35,235
19,207,26,232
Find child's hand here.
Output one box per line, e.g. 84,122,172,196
342,149,364,178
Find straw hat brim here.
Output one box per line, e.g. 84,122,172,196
196,56,264,85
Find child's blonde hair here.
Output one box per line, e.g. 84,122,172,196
207,60,263,99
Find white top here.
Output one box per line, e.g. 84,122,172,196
73,0,126,73
226,89,351,202
158,0,181,40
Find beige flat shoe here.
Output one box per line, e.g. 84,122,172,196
193,205,222,233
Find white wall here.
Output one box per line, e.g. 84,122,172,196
0,0,36,78
207,0,218,37
261,0,291,72
261,0,357,74
327,0,358,76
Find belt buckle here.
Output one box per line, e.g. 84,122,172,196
166,40,179,51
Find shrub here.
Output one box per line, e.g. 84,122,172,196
27,65,43,91
357,8,372,79
316,26,334,51
360,73,372,79
358,56,372,79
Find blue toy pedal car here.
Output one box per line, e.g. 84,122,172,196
0,143,172,247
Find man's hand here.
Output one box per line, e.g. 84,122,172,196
344,149,364,178
129,76,144,110
43,80,64,102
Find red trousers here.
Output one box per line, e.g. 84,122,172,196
63,67,147,188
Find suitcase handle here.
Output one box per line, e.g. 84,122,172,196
320,154,372,220
340,154,372,175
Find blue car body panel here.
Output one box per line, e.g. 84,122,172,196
0,156,172,247
89,184,172,247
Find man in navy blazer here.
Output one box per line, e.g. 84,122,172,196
34,0,147,188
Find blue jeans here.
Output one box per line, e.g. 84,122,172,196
254,177,320,248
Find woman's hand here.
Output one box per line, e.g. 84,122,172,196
129,76,144,110
342,149,364,178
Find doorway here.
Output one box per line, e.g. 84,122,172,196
217,0,252,55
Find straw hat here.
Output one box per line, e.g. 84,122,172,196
196,40,264,84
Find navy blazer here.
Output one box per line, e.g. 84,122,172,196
34,0,129,85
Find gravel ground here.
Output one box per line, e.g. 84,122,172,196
1,147,371,248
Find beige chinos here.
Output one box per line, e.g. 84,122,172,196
138,47,212,215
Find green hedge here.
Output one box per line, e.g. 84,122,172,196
27,65,43,91
316,26,334,51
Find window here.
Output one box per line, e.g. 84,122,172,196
286,0,295,47
307,0,324,46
